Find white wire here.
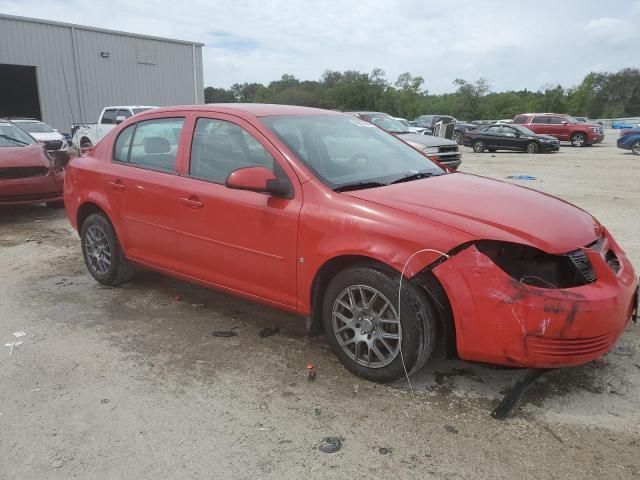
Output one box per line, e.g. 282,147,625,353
397,248,450,397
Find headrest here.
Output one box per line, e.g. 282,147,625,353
144,136,170,154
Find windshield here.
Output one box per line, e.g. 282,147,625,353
133,108,152,115
15,121,54,133
261,115,444,190
360,114,411,134
510,125,536,135
0,122,37,147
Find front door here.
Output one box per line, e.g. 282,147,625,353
174,115,301,308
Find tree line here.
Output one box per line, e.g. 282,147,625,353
204,68,640,121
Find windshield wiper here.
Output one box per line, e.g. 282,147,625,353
390,171,441,184
0,134,29,146
334,181,387,192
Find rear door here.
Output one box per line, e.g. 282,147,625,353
529,115,550,135
482,125,504,149
108,116,187,272
501,126,524,150
174,114,302,307
547,116,568,140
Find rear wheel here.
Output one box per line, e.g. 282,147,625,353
632,141,640,155
80,138,93,150
322,264,436,383
571,132,587,147
81,213,135,286
472,140,486,153
526,142,540,154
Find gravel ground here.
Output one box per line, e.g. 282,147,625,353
1,130,638,479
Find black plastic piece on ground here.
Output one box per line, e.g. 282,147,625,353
491,368,551,420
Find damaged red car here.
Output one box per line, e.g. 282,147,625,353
0,120,65,207
64,105,638,382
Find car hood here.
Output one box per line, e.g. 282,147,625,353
0,144,51,168
28,131,64,142
344,173,597,254
396,132,457,147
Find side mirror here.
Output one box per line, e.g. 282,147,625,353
225,166,291,197
562,121,568,125
115,115,126,124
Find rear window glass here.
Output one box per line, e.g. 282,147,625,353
512,115,527,124
532,116,549,124
119,118,184,172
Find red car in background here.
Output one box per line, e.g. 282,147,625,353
513,113,605,147
64,105,637,383
0,120,65,207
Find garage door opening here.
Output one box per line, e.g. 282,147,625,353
0,64,41,120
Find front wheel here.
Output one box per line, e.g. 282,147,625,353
81,213,135,286
453,132,463,144
322,265,436,383
472,140,486,153
571,132,587,147
632,141,640,155
526,142,540,154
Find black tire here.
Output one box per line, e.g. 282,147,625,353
80,213,135,286
322,264,436,383
46,201,65,209
472,140,485,153
570,132,587,147
525,142,540,154
632,141,640,155
453,132,463,144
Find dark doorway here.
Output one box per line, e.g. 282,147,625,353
0,64,41,119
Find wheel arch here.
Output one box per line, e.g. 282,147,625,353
77,201,115,235
307,254,457,357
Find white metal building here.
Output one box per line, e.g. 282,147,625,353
0,14,204,132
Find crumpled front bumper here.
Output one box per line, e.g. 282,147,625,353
0,169,64,206
432,232,638,368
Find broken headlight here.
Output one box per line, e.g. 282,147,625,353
476,240,596,289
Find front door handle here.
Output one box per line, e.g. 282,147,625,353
108,179,125,192
179,196,203,208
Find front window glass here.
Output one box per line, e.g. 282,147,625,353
262,115,444,190
549,116,565,125
128,118,184,172
563,116,579,124
113,124,136,163
189,118,274,183
0,122,36,147
532,116,548,124
15,121,54,133
101,109,117,124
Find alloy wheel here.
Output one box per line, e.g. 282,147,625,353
632,141,640,155
572,133,585,147
331,285,401,368
84,224,112,275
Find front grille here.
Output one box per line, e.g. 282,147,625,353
0,167,49,179
0,191,61,202
44,140,63,150
438,145,459,153
567,249,596,283
527,332,617,359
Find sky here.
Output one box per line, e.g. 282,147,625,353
1,0,639,94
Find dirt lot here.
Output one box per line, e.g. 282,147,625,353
1,131,639,479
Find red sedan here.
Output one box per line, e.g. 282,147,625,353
0,120,65,207
64,105,638,382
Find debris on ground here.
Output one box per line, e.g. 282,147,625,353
4,340,24,355
13,331,26,338
101,399,110,404
379,447,392,455
319,436,342,453
306,364,317,382
211,330,238,338
353,384,359,396
258,326,280,338
313,406,321,417
443,425,459,434
507,175,536,180
613,341,636,357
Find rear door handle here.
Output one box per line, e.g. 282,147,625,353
179,196,203,208
108,179,125,192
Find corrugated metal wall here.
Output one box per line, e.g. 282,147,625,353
0,14,204,132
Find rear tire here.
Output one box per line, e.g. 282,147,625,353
322,264,436,383
632,141,640,155
570,132,586,147
526,142,540,154
472,140,486,153
81,213,135,286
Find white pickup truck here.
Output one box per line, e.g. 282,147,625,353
71,105,155,149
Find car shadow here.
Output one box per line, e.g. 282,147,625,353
0,204,65,226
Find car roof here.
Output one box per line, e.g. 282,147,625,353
7,117,42,122
137,103,343,119
345,111,389,116
105,105,157,109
